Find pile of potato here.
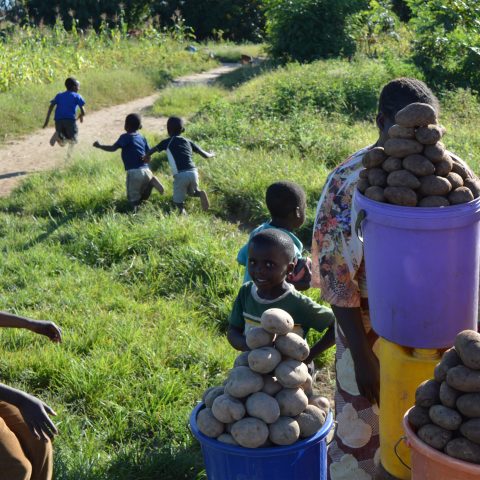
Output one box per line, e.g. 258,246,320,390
408,330,480,464
195,308,330,448
358,102,480,207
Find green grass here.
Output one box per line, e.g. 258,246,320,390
2,52,480,479
204,42,266,63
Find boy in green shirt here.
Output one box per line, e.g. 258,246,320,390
227,229,335,363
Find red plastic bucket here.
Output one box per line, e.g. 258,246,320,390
190,403,333,480
354,193,480,348
403,409,480,479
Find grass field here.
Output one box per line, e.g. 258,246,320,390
1,49,480,479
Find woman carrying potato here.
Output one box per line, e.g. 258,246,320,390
311,78,445,480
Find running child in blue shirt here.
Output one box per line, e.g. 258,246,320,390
237,181,312,291
143,116,214,214
93,113,164,209
43,77,86,147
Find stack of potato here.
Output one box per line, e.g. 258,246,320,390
195,308,330,448
358,102,480,207
408,330,480,464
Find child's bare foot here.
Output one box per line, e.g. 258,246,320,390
49,133,57,146
198,190,210,211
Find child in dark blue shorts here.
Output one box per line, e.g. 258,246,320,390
93,113,164,209
43,77,86,146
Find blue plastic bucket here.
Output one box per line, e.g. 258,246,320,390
190,403,333,480
354,192,480,348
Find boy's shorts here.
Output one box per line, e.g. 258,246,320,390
173,169,199,204
126,168,153,204
55,119,78,142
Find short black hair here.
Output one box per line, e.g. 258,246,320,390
65,77,79,90
167,116,185,136
125,113,142,131
249,229,296,262
378,78,440,121
265,181,306,219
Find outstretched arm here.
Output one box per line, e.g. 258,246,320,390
43,104,54,128
305,324,335,363
0,311,62,342
191,141,215,159
0,383,58,441
93,141,118,152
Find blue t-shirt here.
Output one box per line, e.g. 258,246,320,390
237,222,304,283
51,91,86,121
113,133,150,171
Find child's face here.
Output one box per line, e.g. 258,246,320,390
72,82,80,92
248,242,294,294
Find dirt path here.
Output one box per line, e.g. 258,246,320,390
0,63,239,197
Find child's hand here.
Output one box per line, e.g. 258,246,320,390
42,122,48,129
18,393,58,441
30,320,62,343
78,114,84,123
93,141,100,148
143,155,151,163
206,151,215,158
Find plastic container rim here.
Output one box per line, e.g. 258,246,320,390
190,402,334,457
403,408,480,473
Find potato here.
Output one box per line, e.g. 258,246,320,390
275,359,309,388
262,375,282,396
231,417,269,448
439,381,461,408
261,309,294,335
359,168,369,179
362,147,387,169
357,178,370,194
457,393,480,417
447,365,480,392
445,438,480,464
387,170,421,189
402,154,435,177
418,196,450,207
384,186,417,206
451,158,472,180
384,138,424,157
424,142,446,162
415,379,441,408
434,155,453,177
197,407,224,438
234,351,250,368
212,394,246,423
269,416,300,446
418,175,452,196
446,172,463,189
460,419,480,445
225,366,264,398
382,156,403,173
295,405,326,438
248,347,282,374
275,332,310,361
395,102,437,127
388,124,416,139
455,330,480,370
364,186,385,202
408,406,431,429
217,433,238,445
300,375,313,396
415,125,444,145
417,424,452,450
429,404,462,431
449,187,474,205
203,386,225,408
434,348,461,383
309,395,331,412
368,168,388,187
246,392,281,424
246,327,275,350
275,388,309,417
464,178,480,198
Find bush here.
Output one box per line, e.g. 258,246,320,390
263,0,369,62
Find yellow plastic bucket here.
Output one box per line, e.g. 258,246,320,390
379,337,441,479
403,409,480,479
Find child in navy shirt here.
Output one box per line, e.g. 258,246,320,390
43,77,86,146
144,116,214,214
93,113,164,209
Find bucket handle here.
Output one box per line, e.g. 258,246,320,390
394,436,411,471
354,209,366,243
326,420,338,446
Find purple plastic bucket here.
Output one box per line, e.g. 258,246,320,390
354,192,480,348
190,403,333,480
